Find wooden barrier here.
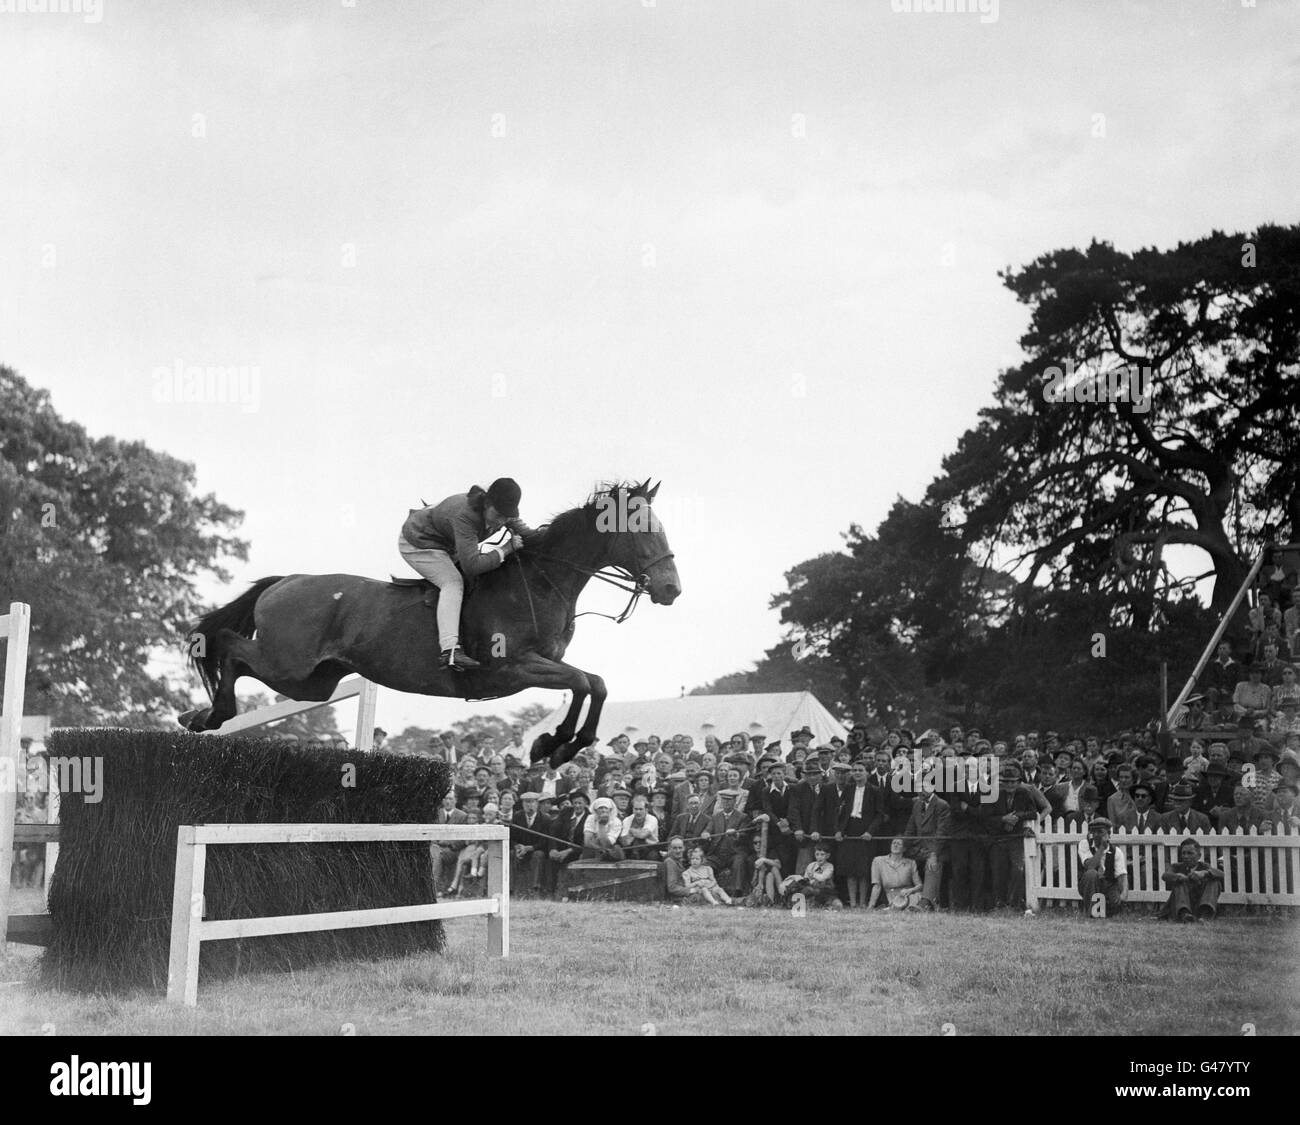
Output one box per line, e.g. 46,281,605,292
166,822,509,1006
1024,818,1300,911
204,674,380,752
1,602,32,950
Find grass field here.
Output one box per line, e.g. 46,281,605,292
3,897,1297,1036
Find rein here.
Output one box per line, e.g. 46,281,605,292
514,548,675,627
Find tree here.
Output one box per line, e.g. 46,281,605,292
0,367,247,725
931,225,1300,618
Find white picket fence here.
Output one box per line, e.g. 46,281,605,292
1024,818,1300,909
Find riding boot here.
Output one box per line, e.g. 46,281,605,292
440,646,481,671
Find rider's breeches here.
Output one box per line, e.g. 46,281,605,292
398,537,463,650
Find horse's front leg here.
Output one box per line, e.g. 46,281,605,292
570,671,607,756
530,681,588,764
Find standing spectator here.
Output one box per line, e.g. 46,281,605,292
1124,783,1161,833
1077,818,1128,917
671,794,711,849
904,786,950,910
835,760,883,908
1159,838,1224,921
758,760,798,878
1264,779,1300,831
649,787,672,843
693,769,718,818
1246,745,1281,810
707,789,753,896
947,754,992,913
987,761,1048,909
789,757,826,874
671,762,700,819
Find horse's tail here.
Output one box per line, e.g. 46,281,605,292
187,576,285,699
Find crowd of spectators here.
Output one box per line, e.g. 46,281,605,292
414,717,1300,920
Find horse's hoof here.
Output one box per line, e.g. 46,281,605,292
530,733,556,764
178,708,208,732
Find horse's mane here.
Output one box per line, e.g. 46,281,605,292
530,480,650,553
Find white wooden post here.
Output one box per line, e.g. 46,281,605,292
1022,834,1039,912
354,680,378,752
166,826,207,1007
487,832,509,958
0,602,32,947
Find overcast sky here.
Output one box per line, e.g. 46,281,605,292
3,0,1297,736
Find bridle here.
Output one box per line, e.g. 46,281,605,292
514,548,676,625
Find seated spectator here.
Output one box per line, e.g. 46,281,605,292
1255,641,1291,687
1159,837,1224,922
780,844,842,909
867,837,925,910
1195,761,1236,826
1088,758,1115,805
511,790,552,895
1182,739,1209,783
1246,745,1281,810
1264,779,1300,832
1077,817,1127,917
1161,782,1212,834
447,807,488,895
682,845,732,905
619,794,661,858
583,797,625,861
1175,694,1211,731
1124,782,1161,833
1219,785,1266,833
663,835,696,902
672,793,712,845
1233,665,1272,725
1106,764,1137,824
1063,784,1101,831
1249,593,1283,648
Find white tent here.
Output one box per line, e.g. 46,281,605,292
519,691,848,753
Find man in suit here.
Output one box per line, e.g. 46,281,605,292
758,759,798,878
522,760,571,801
1195,761,1236,826
1219,785,1265,832
947,757,993,912
671,793,712,846
511,790,554,895
1160,782,1213,835
789,757,826,873
904,786,951,910
1121,782,1162,833
707,788,753,894
671,762,700,820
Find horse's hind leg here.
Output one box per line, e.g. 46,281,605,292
183,631,345,732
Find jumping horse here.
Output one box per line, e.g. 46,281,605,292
179,481,680,767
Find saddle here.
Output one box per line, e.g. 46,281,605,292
389,575,439,608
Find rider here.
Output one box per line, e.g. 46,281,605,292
399,478,539,671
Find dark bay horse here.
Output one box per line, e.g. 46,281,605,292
179,481,680,767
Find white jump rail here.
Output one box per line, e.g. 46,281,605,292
203,674,380,752
0,602,32,948
1024,819,1300,910
166,822,510,1006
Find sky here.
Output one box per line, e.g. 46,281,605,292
3,0,1297,737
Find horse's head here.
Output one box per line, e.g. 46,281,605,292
595,480,680,605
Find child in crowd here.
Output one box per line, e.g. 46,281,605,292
683,845,732,905
448,804,498,894
781,844,841,909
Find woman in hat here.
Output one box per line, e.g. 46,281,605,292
835,760,885,908
398,478,538,671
